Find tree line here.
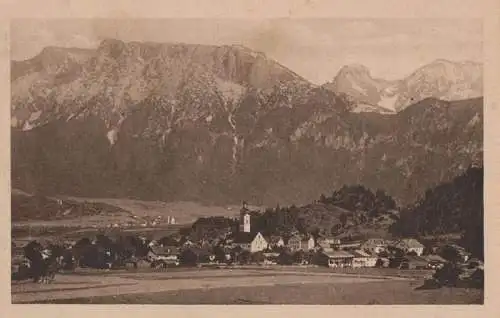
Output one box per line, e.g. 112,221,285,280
389,166,483,259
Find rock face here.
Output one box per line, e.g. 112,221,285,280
11,39,483,208
323,59,483,113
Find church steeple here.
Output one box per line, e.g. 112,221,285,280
239,201,251,233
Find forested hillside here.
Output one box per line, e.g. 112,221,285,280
389,166,483,258
184,167,483,260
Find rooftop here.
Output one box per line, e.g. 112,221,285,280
403,255,428,264
323,250,355,259
364,238,387,245
268,236,284,244
396,238,424,248
233,232,257,244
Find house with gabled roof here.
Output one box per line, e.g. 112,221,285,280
147,245,180,264
361,238,388,255
234,232,268,253
393,238,425,256
400,255,429,269
268,235,285,249
287,235,315,252
316,236,340,252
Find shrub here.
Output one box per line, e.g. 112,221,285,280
433,263,462,287
277,251,293,265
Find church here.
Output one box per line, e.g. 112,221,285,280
234,201,268,253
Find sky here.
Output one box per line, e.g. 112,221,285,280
10,18,483,84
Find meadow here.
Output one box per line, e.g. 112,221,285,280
12,267,483,305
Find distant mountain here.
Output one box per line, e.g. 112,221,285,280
11,39,483,210
323,59,483,113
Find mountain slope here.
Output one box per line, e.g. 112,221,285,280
11,40,483,209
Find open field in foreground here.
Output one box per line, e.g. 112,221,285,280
11,268,483,304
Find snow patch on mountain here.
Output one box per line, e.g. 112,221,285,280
378,94,399,112
352,103,396,114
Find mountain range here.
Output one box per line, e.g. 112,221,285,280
10,39,483,208
322,59,483,113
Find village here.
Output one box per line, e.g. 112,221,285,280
11,201,483,288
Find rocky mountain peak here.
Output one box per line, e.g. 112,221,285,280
323,59,483,114
337,64,372,76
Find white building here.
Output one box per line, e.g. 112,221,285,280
235,232,269,253
394,238,425,256
361,238,388,255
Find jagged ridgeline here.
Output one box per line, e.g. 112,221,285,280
11,39,483,207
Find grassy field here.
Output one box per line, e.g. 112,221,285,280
233,265,435,279
11,267,483,305
52,283,482,305
23,279,483,305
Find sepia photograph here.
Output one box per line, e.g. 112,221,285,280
9,17,484,305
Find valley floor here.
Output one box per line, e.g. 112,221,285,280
11,267,483,305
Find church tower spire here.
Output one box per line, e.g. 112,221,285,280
239,201,251,233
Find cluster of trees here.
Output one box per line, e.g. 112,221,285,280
389,166,483,260
252,205,302,236
319,185,397,217
14,233,175,280
72,234,152,268
181,206,304,241
250,186,397,237
179,186,399,242
187,216,239,242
